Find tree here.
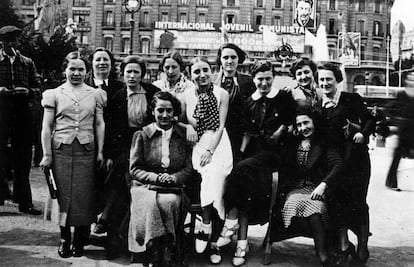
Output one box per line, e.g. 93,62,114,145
0,0,23,28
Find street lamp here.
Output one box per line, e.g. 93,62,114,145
123,0,142,55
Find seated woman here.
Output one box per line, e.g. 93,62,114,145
221,61,296,266
279,108,343,267
128,92,193,266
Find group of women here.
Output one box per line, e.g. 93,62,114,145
38,43,374,267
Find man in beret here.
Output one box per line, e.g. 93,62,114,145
0,25,41,215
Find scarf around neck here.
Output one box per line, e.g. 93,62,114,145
193,84,220,138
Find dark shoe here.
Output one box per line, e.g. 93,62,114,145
386,186,401,191
334,242,356,265
71,245,84,257
19,206,41,215
93,219,108,234
106,248,120,260
58,240,71,258
351,249,370,266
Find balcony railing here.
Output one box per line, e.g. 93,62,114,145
139,22,153,29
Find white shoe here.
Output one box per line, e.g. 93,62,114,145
232,243,249,266
195,222,211,254
216,236,232,247
216,222,239,247
209,243,222,264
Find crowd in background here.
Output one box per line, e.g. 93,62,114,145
1,24,392,267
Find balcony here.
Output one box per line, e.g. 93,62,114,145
360,60,393,69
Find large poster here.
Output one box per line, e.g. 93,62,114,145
154,29,305,53
293,0,316,30
337,32,361,66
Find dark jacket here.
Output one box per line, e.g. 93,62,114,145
105,82,160,161
129,123,193,188
85,74,124,102
280,134,344,192
321,92,375,154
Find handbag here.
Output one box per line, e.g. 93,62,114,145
43,167,58,199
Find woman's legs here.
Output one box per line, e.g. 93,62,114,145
58,226,71,258
309,214,329,263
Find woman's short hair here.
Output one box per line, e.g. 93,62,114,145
216,43,247,67
294,105,323,137
120,55,147,79
290,58,317,79
89,47,117,78
61,51,89,72
315,62,343,83
159,51,185,72
151,91,182,117
250,60,274,78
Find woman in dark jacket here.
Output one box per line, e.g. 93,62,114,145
103,55,160,259
220,61,296,266
128,92,193,266
213,43,256,161
316,62,375,265
280,108,343,267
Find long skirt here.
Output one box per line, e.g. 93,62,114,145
282,186,328,228
53,139,96,227
192,129,233,220
128,186,186,253
224,150,279,225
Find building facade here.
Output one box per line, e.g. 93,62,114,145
15,0,394,90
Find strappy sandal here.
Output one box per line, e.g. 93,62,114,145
216,223,239,247
232,244,249,266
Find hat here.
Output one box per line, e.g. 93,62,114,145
0,25,22,41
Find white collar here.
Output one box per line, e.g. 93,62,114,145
251,86,280,101
155,124,173,135
127,86,146,97
93,78,109,86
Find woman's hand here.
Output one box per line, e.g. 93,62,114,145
186,124,198,145
96,152,104,169
39,155,53,169
200,151,212,167
106,159,114,171
310,182,327,200
353,132,365,144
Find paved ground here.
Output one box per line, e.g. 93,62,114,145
1,135,414,267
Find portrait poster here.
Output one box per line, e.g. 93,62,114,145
293,0,316,30
338,32,361,67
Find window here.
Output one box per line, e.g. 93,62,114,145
78,33,88,45
179,0,189,4
358,20,365,34
360,46,365,60
141,38,150,54
256,0,263,8
226,14,235,24
73,14,89,25
374,0,381,13
328,19,336,34
373,47,380,61
354,75,365,85
105,0,114,3
274,16,281,26
160,48,169,54
122,12,131,27
197,0,208,6
329,0,336,10
195,49,208,56
22,0,36,5
373,21,382,36
256,15,263,25
160,0,170,4
180,13,188,23
198,13,206,23
73,0,89,6
160,12,169,22
104,36,113,51
105,11,114,26
274,0,282,8
122,37,130,53
227,0,236,7
142,12,150,24
179,49,187,55
142,0,150,4
358,0,365,12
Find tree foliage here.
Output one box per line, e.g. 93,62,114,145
0,0,23,28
